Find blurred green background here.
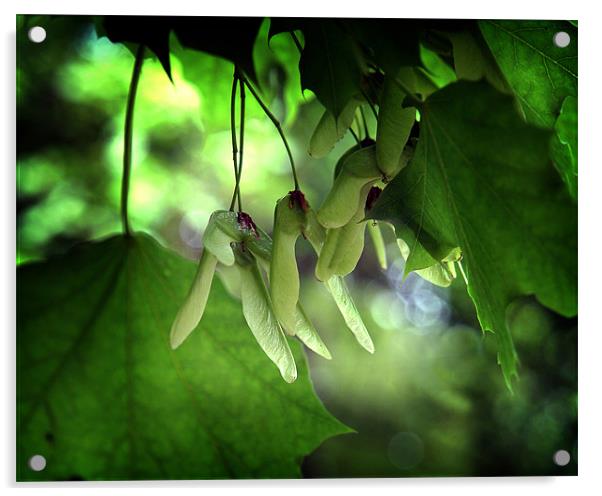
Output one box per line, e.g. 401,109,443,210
17,16,577,477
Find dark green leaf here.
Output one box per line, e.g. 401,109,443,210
370,82,577,389
299,19,364,118
344,18,421,76
173,17,263,84
550,95,578,198
268,17,304,43
17,233,349,481
479,20,577,128
255,19,305,125
103,16,173,80
479,21,578,198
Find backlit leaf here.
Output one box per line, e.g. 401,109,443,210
370,82,577,388
551,95,578,198
479,20,577,128
299,19,364,118
17,233,349,481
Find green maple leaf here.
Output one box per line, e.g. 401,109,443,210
17,233,349,481
299,19,364,119
550,96,578,198
479,20,577,128
370,82,577,389
479,20,577,197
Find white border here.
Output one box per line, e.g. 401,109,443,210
3,1,601,494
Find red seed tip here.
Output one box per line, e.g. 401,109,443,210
237,211,259,238
365,186,382,211
288,189,310,212
360,137,376,148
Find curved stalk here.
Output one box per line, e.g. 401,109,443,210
348,126,360,144
229,72,240,211
359,105,369,140
240,75,300,191
360,88,378,120
121,44,145,236
290,31,303,53
237,78,246,210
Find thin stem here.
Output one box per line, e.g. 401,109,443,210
360,88,378,121
354,114,363,141
241,75,299,190
348,126,360,144
290,31,302,53
359,105,369,140
121,44,145,236
229,72,239,211
237,78,246,211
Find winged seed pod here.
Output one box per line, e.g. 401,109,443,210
367,221,388,270
217,263,332,360
447,31,509,94
242,218,331,360
376,68,417,178
304,210,374,353
234,244,298,383
240,209,372,355
170,209,256,349
202,210,244,265
333,138,375,179
169,249,218,349
324,275,374,353
291,305,332,359
315,183,373,281
309,97,361,158
317,145,382,229
316,185,383,281
269,190,309,334
215,262,241,299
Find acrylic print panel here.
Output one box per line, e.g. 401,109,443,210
16,15,578,481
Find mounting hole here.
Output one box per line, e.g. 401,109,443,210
28,454,47,472
553,449,571,466
28,26,46,43
553,31,570,48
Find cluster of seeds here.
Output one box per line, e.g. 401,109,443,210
170,69,463,382
170,201,372,382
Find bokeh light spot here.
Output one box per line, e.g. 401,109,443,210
388,432,425,470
